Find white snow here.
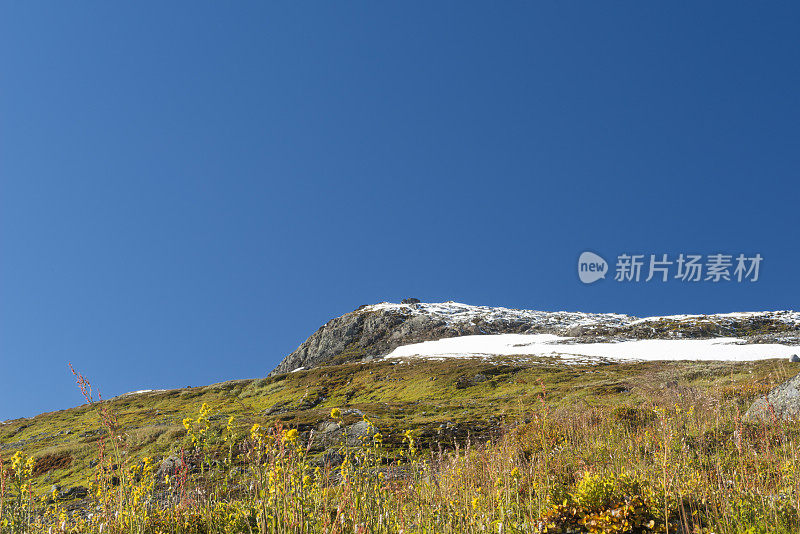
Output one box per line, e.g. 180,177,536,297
117,389,167,398
386,334,799,363
364,302,800,330
365,301,632,328
628,310,800,326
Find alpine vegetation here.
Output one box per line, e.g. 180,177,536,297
2,302,799,533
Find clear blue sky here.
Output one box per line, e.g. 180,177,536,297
2,3,799,420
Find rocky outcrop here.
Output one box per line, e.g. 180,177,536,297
745,372,800,422
269,302,630,375
271,306,455,375
269,302,800,376
46,485,88,503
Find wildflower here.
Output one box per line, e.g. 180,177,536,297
282,428,299,444
331,407,342,419
10,451,22,474
25,456,35,475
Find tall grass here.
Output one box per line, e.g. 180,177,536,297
1,370,798,533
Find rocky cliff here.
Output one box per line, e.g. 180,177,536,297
270,301,800,375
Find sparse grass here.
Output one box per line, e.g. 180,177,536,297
0,358,798,533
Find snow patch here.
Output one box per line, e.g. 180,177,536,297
365,301,632,328
628,310,800,326
118,389,167,398
386,333,799,363
365,302,800,330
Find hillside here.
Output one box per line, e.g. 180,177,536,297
3,302,800,532
2,357,797,495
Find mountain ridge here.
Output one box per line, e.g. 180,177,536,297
270,301,800,375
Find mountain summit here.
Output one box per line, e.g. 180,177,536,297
270,301,800,375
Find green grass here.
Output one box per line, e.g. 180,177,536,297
2,357,795,499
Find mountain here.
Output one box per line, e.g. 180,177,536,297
270,301,800,374
3,300,799,513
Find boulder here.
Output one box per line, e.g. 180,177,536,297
57,485,88,501
345,420,378,446
311,421,342,449
565,325,584,337
156,455,185,479
264,400,292,415
745,372,800,422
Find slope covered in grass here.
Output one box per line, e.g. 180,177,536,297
2,357,796,499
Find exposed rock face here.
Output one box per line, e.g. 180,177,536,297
269,302,636,375
46,485,88,503
269,302,800,376
745,372,800,422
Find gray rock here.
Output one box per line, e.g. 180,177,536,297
565,325,584,337
402,298,421,304
297,392,326,410
312,421,343,449
57,485,88,500
318,421,340,433
268,303,800,376
268,304,543,376
345,420,378,446
309,419,378,449
156,455,184,479
264,401,292,415
745,372,800,422
790,354,800,363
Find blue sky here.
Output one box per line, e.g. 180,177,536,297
2,3,799,420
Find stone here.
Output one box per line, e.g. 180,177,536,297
745,372,800,422
268,303,538,376
318,421,340,433
565,325,584,337
156,455,185,479
264,401,292,415
345,420,378,447
790,354,800,363
57,486,88,500
312,421,343,449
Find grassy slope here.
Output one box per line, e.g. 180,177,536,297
2,357,796,497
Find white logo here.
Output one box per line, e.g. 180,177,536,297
578,252,608,284
577,251,762,285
